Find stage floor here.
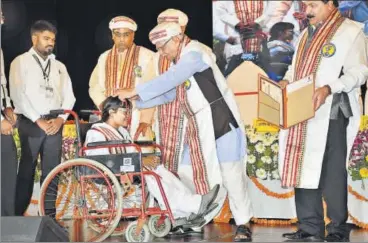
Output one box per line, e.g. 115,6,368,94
103,222,368,242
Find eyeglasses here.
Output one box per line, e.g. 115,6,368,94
156,38,172,52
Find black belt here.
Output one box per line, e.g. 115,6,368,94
40,114,59,120
19,114,58,121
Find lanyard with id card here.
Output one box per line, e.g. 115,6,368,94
32,54,54,99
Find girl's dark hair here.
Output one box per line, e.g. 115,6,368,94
101,96,132,122
269,22,295,41
322,0,339,7
30,20,57,36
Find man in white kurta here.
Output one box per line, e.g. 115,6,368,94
140,10,225,234
278,1,368,241
89,16,156,143
213,1,290,76
115,22,254,242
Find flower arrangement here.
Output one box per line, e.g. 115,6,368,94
245,126,280,180
348,128,368,188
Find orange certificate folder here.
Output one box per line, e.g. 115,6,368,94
258,74,315,129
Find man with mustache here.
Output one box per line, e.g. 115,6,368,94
278,0,368,241
89,16,156,145
9,20,76,216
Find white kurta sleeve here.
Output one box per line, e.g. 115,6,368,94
259,1,292,32
328,31,368,94
89,57,106,109
84,129,110,156
1,49,11,108
213,2,230,42
58,63,76,121
9,56,40,122
216,1,240,28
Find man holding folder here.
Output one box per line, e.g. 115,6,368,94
278,0,368,242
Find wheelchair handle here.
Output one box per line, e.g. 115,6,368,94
86,140,131,147
49,109,82,156
80,110,101,116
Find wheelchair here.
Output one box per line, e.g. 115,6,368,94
38,109,175,242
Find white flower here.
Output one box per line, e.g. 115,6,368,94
247,155,256,164
270,134,279,142
256,168,267,179
261,156,272,164
271,143,279,153
255,142,266,153
263,136,274,146
249,133,259,143
272,170,280,179
256,133,265,142
245,128,254,136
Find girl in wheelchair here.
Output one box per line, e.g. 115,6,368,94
84,96,219,229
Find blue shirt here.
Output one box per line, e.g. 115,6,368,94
339,1,368,34
135,51,246,162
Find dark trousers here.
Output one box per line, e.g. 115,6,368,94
1,134,18,216
15,116,62,216
295,113,350,238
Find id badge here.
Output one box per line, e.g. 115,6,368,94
41,84,54,98
45,86,54,98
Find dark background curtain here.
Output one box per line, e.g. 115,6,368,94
1,0,212,112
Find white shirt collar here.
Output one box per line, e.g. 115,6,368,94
29,47,56,63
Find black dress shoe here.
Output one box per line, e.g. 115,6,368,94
282,230,324,242
325,232,349,242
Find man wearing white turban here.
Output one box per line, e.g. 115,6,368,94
89,16,156,144
115,22,254,242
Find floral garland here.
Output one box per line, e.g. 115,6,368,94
348,185,368,202
250,177,295,199
349,213,368,229
251,217,298,226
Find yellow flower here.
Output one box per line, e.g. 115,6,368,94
365,155,368,162
359,168,368,178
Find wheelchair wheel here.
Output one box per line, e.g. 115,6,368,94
38,158,123,242
148,215,171,238
125,221,151,242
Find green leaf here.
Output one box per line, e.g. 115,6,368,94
351,170,362,181
264,147,272,156
256,160,265,169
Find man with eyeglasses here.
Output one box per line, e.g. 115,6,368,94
89,16,156,144
115,22,254,242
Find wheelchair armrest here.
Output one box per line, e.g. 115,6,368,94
134,141,156,146
86,140,131,147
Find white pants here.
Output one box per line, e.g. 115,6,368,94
219,161,253,225
145,165,202,219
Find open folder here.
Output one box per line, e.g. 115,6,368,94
258,74,315,129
